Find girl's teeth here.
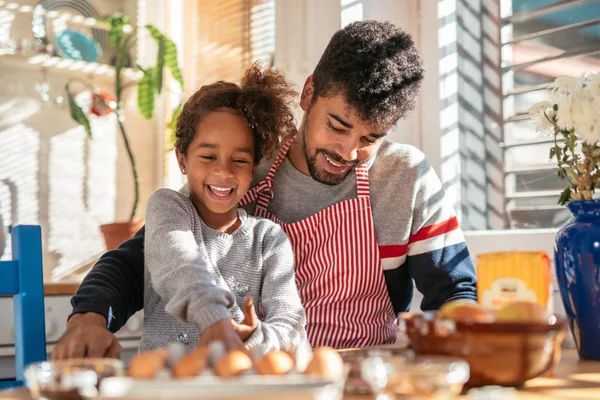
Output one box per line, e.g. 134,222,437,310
208,185,233,196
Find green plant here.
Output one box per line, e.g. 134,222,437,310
66,14,183,221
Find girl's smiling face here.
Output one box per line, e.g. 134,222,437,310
176,110,256,230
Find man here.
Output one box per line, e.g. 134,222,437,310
53,20,477,359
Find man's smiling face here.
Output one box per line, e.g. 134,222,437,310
298,90,393,186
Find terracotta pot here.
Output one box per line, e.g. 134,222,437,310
100,220,145,250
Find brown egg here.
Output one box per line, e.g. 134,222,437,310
214,350,253,378
128,348,169,379
304,347,345,380
173,346,209,378
255,351,295,375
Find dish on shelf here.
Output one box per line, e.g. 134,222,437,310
55,29,101,62
31,0,108,61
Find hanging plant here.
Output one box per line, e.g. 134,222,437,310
65,14,184,221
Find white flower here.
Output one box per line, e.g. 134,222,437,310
587,73,600,97
555,96,573,130
551,76,583,101
532,109,556,136
575,122,600,144
528,100,553,115
529,100,555,135
570,91,596,129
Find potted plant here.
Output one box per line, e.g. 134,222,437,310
65,14,183,250
529,72,600,360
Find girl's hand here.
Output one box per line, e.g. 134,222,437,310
199,319,245,351
231,297,259,341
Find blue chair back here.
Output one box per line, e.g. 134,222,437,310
0,225,46,389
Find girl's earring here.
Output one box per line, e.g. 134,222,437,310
181,168,186,174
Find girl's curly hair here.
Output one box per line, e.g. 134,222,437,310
175,63,297,164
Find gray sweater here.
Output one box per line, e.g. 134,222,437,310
140,188,306,352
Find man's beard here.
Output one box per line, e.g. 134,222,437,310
303,135,357,186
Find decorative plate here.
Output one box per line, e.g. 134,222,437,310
31,0,108,60
55,28,101,62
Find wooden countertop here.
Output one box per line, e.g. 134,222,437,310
42,256,99,296
1,350,598,399
43,282,80,296
347,349,600,399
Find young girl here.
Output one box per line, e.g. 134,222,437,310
140,64,306,353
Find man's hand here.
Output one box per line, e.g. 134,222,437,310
231,297,259,341
52,313,122,360
199,319,245,351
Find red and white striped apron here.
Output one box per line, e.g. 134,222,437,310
240,137,396,348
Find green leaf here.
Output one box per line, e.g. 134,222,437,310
558,169,567,180
558,187,572,206
168,103,182,144
65,83,92,138
145,24,184,89
109,28,124,48
549,148,556,160
562,147,570,163
137,68,155,120
98,14,130,47
566,133,577,149
155,37,165,94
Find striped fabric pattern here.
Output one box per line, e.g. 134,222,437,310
379,215,465,271
242,137,396,348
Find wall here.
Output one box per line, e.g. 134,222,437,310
0,0,160,280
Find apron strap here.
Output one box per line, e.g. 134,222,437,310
265,135,296,180
238,135,296,206
355,163,370,198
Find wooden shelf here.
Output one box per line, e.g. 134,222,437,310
0,53,141,82
0,1,138,81
0,1,133,32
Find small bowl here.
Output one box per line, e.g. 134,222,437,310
338,345,411,393
361,353,469,399
401,312,567,387
24,358,125,400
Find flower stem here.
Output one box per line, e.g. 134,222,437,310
552,125,574,186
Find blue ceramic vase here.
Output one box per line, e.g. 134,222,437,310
555,199,600,360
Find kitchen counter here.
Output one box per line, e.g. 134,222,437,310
43,282,80,296
0,350,598,399
348,349,600,399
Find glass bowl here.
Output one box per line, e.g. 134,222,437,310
24,358,125,400
361,353,469,400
